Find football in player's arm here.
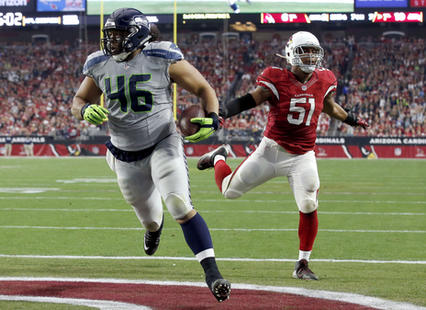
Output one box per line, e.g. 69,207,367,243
71,8,229,302
198,31,369,280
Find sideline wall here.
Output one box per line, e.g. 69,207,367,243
0,137,425,159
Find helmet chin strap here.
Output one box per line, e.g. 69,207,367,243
112,51,132,62
299,65,316,73
112,35,151,62
275,53,317,74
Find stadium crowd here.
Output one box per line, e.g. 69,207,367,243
0,33,424,140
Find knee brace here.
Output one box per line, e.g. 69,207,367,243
164,193,192,220
299,198,318,214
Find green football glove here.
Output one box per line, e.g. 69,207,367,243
185,112,220,143
81,104,109,125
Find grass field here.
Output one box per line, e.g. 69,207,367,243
87,0,354,15
0,157,425,308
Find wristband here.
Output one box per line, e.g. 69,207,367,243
207,112,219,130
80,103,91,118
343,113,358,126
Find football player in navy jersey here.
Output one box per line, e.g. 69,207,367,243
71,8,230,302
198,31,369,280
228,0,251,13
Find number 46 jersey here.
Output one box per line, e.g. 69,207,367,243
83,41,184,151
256,66,337,155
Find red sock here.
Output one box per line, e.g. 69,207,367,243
214,160,232,192
298,210,318,251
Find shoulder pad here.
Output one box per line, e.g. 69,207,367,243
257,66,284,101
83,51,109,75
259,66,285,81
142,41,184,62
316,67,337,84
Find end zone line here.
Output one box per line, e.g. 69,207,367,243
0,254,424,264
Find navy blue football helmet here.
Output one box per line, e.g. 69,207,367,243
102,8,151,62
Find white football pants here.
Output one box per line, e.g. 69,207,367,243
222,136,320,214
106,133,193,230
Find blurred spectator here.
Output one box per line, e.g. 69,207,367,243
0,34,424,140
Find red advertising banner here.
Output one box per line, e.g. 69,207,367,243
410,0,426,7
0,143,107,157
190,144,426,159
1,137,425,159
261,13,310,24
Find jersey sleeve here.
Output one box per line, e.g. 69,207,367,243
82,50,108,78
142,41,184,64
256,66,282,101
322,68,338,98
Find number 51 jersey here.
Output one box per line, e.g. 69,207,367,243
256,66,337,155
83,41,184,151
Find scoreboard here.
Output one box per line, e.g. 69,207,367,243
0,0,423,27
0,0,36,12
0,0,83,26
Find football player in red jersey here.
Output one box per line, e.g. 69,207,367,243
197,31,368,280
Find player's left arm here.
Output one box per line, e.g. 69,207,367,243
170,60,220,142
323,92,369,129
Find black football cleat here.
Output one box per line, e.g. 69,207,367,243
143,217,164,255
197,145,230,170
292,259,319,280
208,278,231,302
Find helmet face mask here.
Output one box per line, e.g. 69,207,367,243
101,8,152,62
103,29,130,56
285,31,324,74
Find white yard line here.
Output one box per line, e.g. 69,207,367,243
0,196,424,204
0,277,424,310
0,295,146,310
0,255,425,265
0,225,424,233
0,196,124,200
0,207,423,216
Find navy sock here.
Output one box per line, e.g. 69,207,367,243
201,257,223,288
180,213,213,255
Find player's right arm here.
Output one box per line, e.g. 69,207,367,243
220,66,278,119
71,76,108,125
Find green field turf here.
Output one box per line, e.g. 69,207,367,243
0,157,425,308
87,0,353,15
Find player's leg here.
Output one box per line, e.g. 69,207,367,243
228,0,240,13
106,150,164,255
5,144,12,156
197,144,232,190
151,134,230,302
221,138,277,199
288,150,320,280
